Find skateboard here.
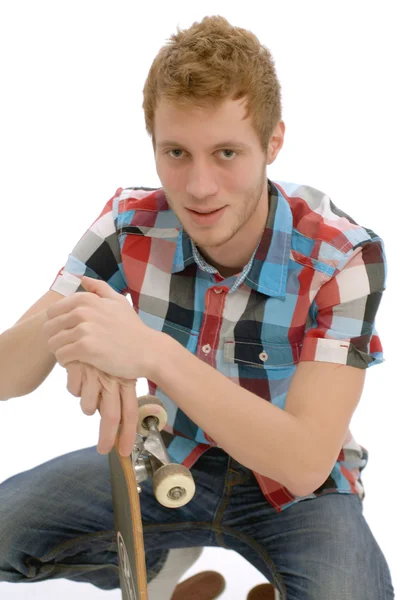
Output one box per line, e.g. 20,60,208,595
108,394,196,600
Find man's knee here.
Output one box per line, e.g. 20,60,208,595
0,474,45,582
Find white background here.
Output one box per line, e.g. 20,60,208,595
0,0,399,598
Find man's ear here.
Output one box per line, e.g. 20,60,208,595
267,120,285,165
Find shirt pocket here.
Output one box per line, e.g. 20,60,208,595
223,337,302,370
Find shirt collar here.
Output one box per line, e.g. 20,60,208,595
172,179,293,298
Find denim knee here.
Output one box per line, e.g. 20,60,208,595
0,476,33,581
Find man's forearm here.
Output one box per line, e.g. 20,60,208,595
0,310,57,400
148,333,318,497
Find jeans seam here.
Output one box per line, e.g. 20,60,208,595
25,521,285,596
220,524,286,599
142,521,286,598
212,457,235,548
227,468,250,486
25,529,116,574
25,561,119,577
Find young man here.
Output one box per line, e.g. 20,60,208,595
0,15,395,600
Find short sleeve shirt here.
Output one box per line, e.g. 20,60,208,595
50,179,386,512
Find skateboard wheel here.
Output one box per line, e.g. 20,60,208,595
152,464,196,508
137,395,168,435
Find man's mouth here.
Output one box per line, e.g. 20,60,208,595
186,206,227,225
187,208,224,214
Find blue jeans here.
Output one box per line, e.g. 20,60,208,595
0,445,394,599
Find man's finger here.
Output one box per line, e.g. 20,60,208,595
80,365,102,416
80,276,121,300
66,362,84,397
118,383,139,457
46,291,97,320
97,380,121,454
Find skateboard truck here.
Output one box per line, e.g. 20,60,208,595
131,395,196,508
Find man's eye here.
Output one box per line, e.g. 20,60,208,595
168,149,183,158
167,149,236,160
221,150,236,160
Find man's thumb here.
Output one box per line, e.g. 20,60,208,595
79,275,117,299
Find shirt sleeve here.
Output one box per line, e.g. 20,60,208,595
49,188,128,297
299,237,387,369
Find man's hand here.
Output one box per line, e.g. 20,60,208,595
44,276,160,380
44,275,164,456
66,361,142,457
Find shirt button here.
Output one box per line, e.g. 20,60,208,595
259,351,268,362
214,287,223,294
202,344,211,355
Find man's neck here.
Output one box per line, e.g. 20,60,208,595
198,256,242,278
195,182,269,279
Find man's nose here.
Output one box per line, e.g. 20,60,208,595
186,161,219,200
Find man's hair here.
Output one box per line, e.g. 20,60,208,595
142,15,282,154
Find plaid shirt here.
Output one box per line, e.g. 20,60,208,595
50,179,386,513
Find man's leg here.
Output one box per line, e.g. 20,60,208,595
0,446,123,589
0,445,231,593
218,455,395,600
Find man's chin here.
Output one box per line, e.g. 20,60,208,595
180,215,235,249
187,230,233,250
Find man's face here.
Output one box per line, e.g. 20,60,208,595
153,97,269,251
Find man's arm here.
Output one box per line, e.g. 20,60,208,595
0,290,64,400
148,239,385,496
44,231,385,482
149,334,365,497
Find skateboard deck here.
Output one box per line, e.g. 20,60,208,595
109,428,148,600
108,395,196,600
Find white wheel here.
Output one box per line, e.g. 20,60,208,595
152,464,196,508
137,395,168,436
